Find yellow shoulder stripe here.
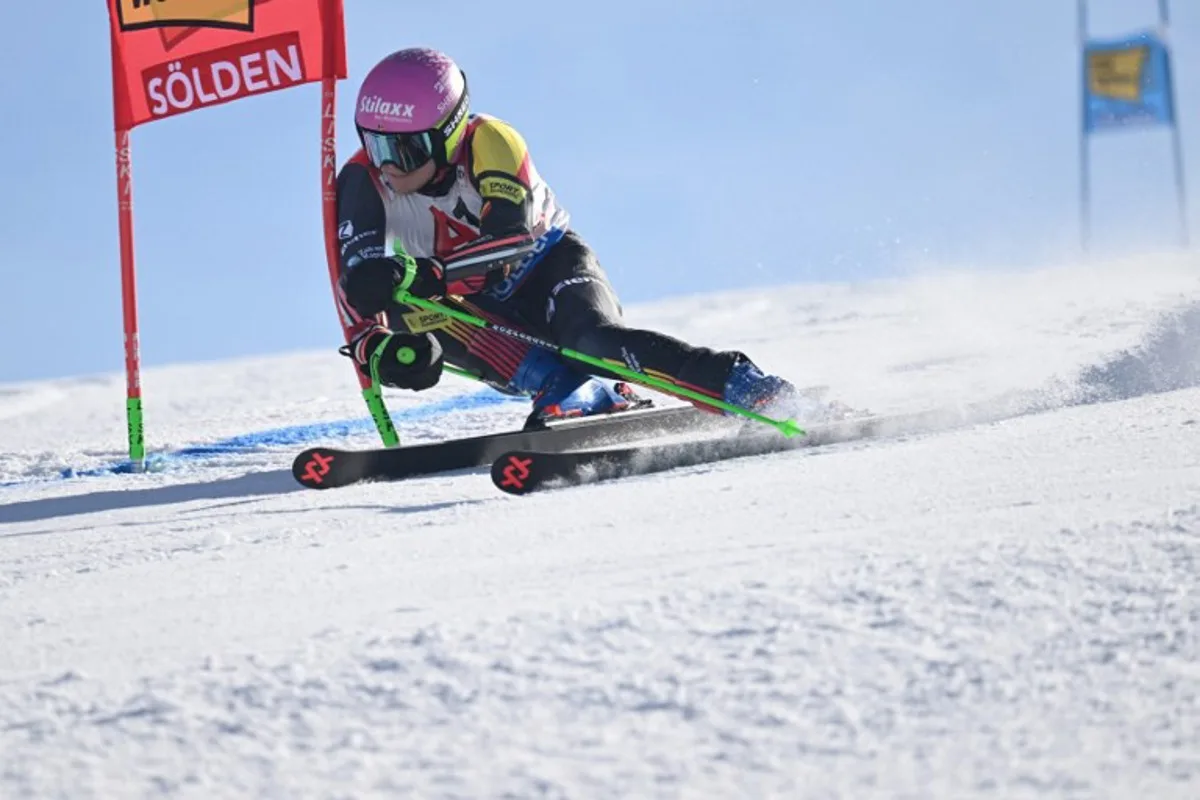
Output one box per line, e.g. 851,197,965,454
470,118,530,185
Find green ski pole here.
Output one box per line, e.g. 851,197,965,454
362,345,484,449
360,383,399,448
393,289,804,438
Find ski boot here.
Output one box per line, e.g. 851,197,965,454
508,348,651,429
722,356,861,423
722,356,798,414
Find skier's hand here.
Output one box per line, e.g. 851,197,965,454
341,257,402,317
404,257,448,300
360,331,444,391
341,256,446,316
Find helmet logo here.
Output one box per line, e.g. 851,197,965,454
358,95,415,121
440,95,468,137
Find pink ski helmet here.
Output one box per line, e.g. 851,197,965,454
354,47,470,173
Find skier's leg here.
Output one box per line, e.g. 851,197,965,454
511,231,796,412
387,293,638,423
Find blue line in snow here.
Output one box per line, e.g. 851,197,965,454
1,389,523,487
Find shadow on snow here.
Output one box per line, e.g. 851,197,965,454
0,469,299,527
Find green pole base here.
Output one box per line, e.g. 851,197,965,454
126,396,145,468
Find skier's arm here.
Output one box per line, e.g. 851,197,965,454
470,117,538,239
334,154,444,390
435,118,541,295
334,153,392,364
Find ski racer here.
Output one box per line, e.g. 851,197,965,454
333,46,803,426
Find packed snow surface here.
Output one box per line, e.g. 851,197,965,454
2,255,1200,798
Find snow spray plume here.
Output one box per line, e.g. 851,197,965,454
1070,301,1200,405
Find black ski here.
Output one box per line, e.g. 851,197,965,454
292,404,733,489
490,410,956,495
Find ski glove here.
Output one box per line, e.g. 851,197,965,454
360,330,444,391
340,256,446,317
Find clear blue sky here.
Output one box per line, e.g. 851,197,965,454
0,0,1195,383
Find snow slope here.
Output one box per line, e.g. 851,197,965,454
2,254,1200,798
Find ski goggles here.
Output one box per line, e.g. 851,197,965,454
359,127,436,173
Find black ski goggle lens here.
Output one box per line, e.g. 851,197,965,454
360,128,435,173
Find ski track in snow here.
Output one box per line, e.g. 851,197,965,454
2,255,1200,798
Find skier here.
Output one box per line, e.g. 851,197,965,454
333,46,802,426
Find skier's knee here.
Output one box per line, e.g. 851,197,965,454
560,322,624,356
